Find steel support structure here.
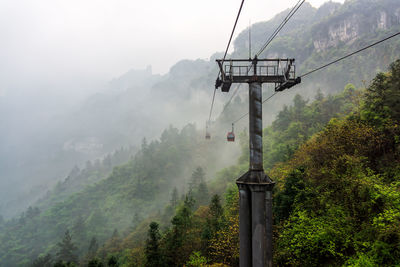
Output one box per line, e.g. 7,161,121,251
216,57,300,267
237,81,275,267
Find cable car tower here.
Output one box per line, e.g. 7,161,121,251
216,56,300,267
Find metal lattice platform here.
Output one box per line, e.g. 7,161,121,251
215,57,301,92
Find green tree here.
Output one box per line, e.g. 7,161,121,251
145,222,161,267
362,59,400,126
209,194,223,233
107,255,119,267
201,194,224,256
56,230,78,264
196,181,209,206
163,195,195,266
186,251,208,267
103,229,121,255
189,167,209,206
31,253,52,267
189,167,205,194
273,168,306,223
170,187,179,208
87,258,104,267
53,260,77,267
72,216,86,252
87,236,99,259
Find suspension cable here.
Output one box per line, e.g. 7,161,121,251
257,0,305,56
219,0,305,117
208,0,245,122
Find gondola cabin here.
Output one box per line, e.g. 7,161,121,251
227,123,235,142
227,132,235,142
205,121,211,140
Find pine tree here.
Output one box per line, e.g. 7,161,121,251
162,195,196,266
363,59,400,125
188,167,205,194
202,194,224,252
111,228,119,239
72,216,86,244
87,236,99,259
197,181,209,206
130,211,141,231
107,255,119,267
104,229,121,254
87,258,104,267
56,230,78,264
31,253,52,267
170,187,179,208
85,160,93,172
145,222,161,267
68,165,80,179
315,88,324,101
209,194,223,228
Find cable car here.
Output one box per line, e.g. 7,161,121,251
227,132,235,142
205,121,211,140
227,123,235,142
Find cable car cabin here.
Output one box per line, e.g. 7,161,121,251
205,120,211,140
227,132,235,142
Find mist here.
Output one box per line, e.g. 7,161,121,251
0,0,344,217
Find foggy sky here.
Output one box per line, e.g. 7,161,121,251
0,0,346,218
0,0,344,98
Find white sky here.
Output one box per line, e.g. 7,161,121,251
0,0,345,96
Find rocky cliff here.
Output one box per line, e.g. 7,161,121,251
313,1,400,52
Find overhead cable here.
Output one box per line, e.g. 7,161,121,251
208,0,245,121
256,0,305,56
219,0,305,117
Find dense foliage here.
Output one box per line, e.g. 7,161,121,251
0,124,233,266
271,60,400,266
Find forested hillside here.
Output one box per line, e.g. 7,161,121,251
1,57,398,266
0,124,240,266
36,146,138,212
13,59,398,267
1,0,400,266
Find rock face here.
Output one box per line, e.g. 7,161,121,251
314,14,361,51
377,9,400,30
313,2,400,52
